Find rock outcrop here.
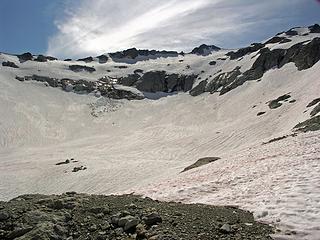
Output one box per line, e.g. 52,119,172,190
77,57,94,63
191,37,320,96
120,71,197,93
17,52,33,63
69,65,96,73
97,54,108,64
2,61,19,68
34,55,57,62
226,43,265,60
191,44,220,56
15,75,144,100
110,48,179,60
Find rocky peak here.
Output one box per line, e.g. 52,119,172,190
190,44,221,56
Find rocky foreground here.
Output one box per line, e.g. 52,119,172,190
0,193,273,240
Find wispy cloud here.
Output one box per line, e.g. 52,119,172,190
47,0,309,58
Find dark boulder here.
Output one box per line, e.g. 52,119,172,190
257,112,266,116
143,213,162,226
268,94,291,109
2,61,19,68
15,76,25,81
209,61,216,65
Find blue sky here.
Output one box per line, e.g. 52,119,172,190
0,0,319,58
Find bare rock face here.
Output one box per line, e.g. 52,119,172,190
293,38,320,70
119,71,197,93
110,48,179,60
15,75,144,100
191,44,221,56
118,74,141,87
264,37,291,44
309,24,320,33
190,36,320,97
136,71,168,92
189,80,207,96
226,43,265,60
34,55,57,62
97,54,108,63
77,56,94,63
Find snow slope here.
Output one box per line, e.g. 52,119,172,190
0,26,320,239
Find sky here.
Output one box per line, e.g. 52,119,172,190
0,0,319,58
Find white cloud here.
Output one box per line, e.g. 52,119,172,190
47,0,302,58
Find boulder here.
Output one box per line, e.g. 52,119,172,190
0,211,10,221
143,213,162,226
220,223,232,233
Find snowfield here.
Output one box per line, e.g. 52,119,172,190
0,26,320,239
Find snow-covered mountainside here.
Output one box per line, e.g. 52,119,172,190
0,25,320,239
